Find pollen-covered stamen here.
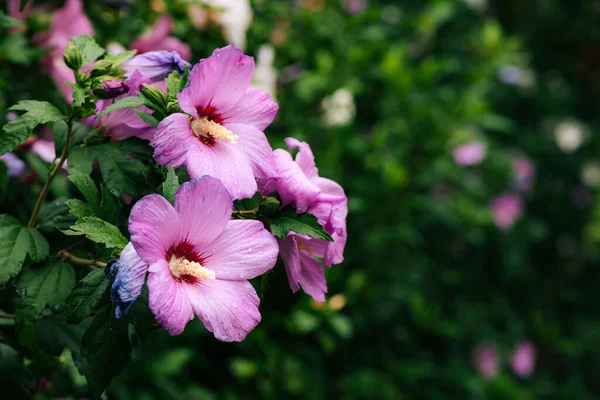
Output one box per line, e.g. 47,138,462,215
168,256,216,280
191,117,239,144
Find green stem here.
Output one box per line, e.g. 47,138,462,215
28,116,74,228
57,250,107,268
232,208,259,215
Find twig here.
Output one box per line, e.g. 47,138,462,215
57,250,107,268
232,208,259,215
28,116,74,228
0,313,14,319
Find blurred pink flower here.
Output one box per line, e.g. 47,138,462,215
511,341,536,378
7,0,33,21
0,152,25,177
490,194,523,231
453,143,487,166
513,156,535,193
342,0,367,14
36,0,94,101
32,139,57,164
473,344,499,379
131,15,191,61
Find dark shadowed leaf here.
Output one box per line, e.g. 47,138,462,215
269,207,333,241
65,268,110,324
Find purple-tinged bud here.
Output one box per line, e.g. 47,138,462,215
93,79,130,99
123,50,191,82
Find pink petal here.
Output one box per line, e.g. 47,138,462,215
129,194,179,263
226,123,279,194
285,138,318,179
173,176,233,249
278,236,302,293
148,259,194,335
298,252,327,302
325,230,346,267
201,220,278,280
273,149,320,212
220,88,278,131
152,113,195,168
177,45,255,118
184,279,261,342
185,140,257,200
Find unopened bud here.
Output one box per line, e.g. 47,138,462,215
140,84,167,108
166,99,182,115
92,79,129,99
63,42,83,70
90,60,113,77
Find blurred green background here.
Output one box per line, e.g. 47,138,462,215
3,0,600,399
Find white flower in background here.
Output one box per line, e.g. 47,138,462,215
200,0,253,50
498,65,535,88
106,42,126,55
581,163,600,188
322,88,356,127
252,44,277,99
555,121,585,153
461,0,488,12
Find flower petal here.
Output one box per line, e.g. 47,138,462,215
202,220,278,280
173,176,233,249
177,45,254,117
185,140,257,200
273,149,320,212
278,236,301,293
183,279,261,342
285,138,318,179
152,113,196,168
325,230,346,267
129,194,179,263
111,243,148,319
148,259,194,335
227,123,279,194
298,252,327,302
221,88,278,131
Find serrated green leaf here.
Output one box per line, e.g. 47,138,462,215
65,199,96,220
165,70,180,98
99,184,119,223
70,35,105,67
37,197,76,232
81,302,131,398
67,168,99,207
68,139,152,197
162,167,179,205
103,50,137,67
269,207,333,241
134,109,159,128
0,214,49,284
53,120,68,158
63,216,127,250
0,101,64,154
15,259,76,323
65,268,110,323
95,95,149,119
72,86,86,107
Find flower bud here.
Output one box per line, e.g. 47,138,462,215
123,50,191,82
259,196,281,216
92,79,130,99
63,42,83,70
166,99,182,115
90,60,113,77
140,84,167,108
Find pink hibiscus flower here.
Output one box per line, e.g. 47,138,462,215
273,138,348,301
131,15,191,61
453,142,487,166
127,176,279,341
490,193,523,231
510,340,536,378
152,45,279,200
473,344,500,379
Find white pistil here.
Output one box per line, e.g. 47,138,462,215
191,118,239,144
169,256,216,280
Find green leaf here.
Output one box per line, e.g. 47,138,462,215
165,70,180,98
65,199,96,220
134,109,159,128
103,49,137,67
72,86,86,108
269,207,334,241
15,259,76,323
0,215,49,284
67,168,99,207
0,343,34,395
0,10,20,28
68,139,153,197
95,95,149,119
53,120,68,158
0,101,64,154
99,185,119,223
70,35,105,67
63,216,127,250
65,268,110,324
19,0,28,12
81,302,132,398
162,167,179,205
37,197,76,232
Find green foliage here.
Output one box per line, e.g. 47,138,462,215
65,268,110,324
162,167,179,205
63,216,128,250
0,101,63,154
95,95,150,118
69,35,105,67
0,215,49,284
270,207,333,241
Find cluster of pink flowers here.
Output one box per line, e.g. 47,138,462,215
473,341,537,379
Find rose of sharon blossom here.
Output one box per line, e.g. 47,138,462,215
95,71,156,141
453,142,487,166
126,176,278,341
490,194,523,231
273,138,348,301
0,153,25,177
123,51,190,83
8,0,34,22
511,341,536,378
109,242,148,319
473,344,499,379
152,45,279,199
131,15,191,61
35,0,93,101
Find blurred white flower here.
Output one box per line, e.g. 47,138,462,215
581,163,600,188
498,65,535,88
201,0,253,50
106,42,126,55
252,44,277,99
461,0,488,12
555,121,585,153
322,88,356,127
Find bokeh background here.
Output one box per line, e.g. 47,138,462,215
3,0,600,398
